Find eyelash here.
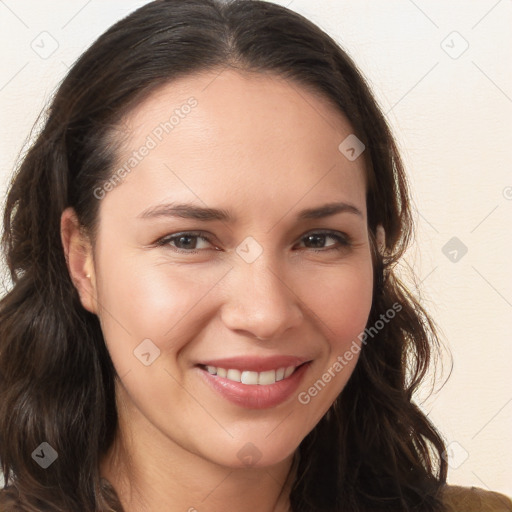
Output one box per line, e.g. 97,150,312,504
155,230,352,255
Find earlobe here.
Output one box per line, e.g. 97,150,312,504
376,224,386,254
60,207,98,314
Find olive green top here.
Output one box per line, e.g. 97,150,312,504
441,485,512,511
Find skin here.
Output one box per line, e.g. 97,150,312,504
61,68,384,512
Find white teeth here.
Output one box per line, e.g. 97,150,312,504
258,369,276,385
241,370,259,385
204,365,300,385
226,369,241,382
284,366,295,378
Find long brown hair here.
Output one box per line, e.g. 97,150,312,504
0,1,448,510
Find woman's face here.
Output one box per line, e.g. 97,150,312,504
76,69,374,468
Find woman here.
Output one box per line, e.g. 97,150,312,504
0,1,511,511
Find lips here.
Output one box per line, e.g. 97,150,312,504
204,365,297,385
196,356,311,409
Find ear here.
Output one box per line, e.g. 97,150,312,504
376,224,386,254
60,207,98,314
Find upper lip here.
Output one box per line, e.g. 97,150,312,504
197,356,310,372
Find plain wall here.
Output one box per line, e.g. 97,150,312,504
1,0,511,496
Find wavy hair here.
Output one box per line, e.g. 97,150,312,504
0,1,448,510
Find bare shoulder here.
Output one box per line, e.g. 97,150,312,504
441,484,512,512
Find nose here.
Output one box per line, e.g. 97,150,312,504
220,255,304,342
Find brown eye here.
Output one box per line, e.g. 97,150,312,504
156,232,214,254
297,231,351,252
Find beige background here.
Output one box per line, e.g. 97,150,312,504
1,0,511,496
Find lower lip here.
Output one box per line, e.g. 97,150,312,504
197,363,310,409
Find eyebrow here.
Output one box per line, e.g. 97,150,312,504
136,201,363,222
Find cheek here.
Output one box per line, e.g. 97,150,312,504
303,258,373,377
94,253,232,368
303,259,374,347
291,259,374,424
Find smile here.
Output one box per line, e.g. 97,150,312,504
204,365,298,385
197,358,311,409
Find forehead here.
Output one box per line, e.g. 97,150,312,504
121,68,358,152
102,68,367,222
